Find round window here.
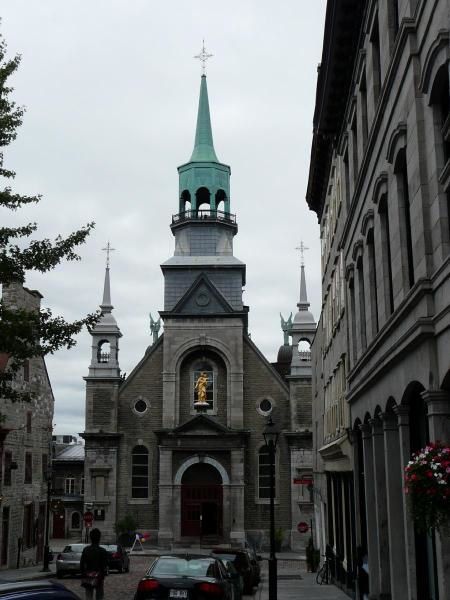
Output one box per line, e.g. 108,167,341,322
134,399,147,414
259,399,272,414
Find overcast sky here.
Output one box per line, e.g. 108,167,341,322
1,1,326,435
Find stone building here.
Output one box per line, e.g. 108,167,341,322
82,73,315,550
51,436,84,540
0,283,54,568
306,0,449,598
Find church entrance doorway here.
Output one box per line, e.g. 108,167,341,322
181,463,223,537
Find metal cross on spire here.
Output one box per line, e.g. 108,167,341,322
295,241,309,266
194,40,213,75
102,241,115,269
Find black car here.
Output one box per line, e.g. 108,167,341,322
134,554,233,600
221,559,242,600
101,543,130,573
211,549,254,594
0,580,82,599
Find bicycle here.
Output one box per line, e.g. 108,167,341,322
316,554,331,585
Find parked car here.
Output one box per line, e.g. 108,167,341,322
211,548,255,594
243,547,261,585
221,559,242,600
134,554,233,600
101,543,130,573
56,543,88,578
0,580,82,599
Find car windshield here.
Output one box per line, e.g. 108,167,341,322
62,544,86,553
152,558,217,578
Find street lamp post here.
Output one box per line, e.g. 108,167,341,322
263,416,279,600
42,468,51,572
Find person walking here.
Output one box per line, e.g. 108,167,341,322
80,528,108,600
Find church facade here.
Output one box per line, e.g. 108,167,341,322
82,74,315,549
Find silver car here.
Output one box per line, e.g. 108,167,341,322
56,543,88,578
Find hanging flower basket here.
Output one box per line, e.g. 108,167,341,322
404,442,450,532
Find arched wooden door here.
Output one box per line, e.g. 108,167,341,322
181,463,223,537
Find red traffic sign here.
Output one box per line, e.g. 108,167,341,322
297,521,309,533
83,511,94,526
293,478,313,485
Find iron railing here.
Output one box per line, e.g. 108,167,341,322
172,209,236,225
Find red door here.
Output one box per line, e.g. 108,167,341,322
52,509,66,538
181,485,222,536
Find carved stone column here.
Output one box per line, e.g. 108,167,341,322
383,412,407,599
359,423,380,598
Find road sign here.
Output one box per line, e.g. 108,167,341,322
83,511,94,527
293,478,313,485
297,521,309,533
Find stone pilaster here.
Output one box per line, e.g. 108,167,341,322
230,448,245,544
382,412,407,600
394,405,417,600
370,418,391,598
421,390,450,442
158,448,174,547
359,423,380,599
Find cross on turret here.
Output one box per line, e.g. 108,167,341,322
102,241,115,268
194,40,213,76
295,241,309,267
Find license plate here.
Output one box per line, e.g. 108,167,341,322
169,590,188,598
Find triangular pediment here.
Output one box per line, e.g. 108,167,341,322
171,273,235,315
173,414,231,436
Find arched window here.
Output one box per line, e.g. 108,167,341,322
132,445,149,499
71,512,81,530
394,149,415,289
258,445,275,500
97,340,111,364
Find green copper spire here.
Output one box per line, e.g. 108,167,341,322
190,75,219,162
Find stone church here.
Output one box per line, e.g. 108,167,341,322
82,73,316,549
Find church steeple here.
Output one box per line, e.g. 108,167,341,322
298,264,310,311
178,73,231,215
86,257,122,379
190,75,219,163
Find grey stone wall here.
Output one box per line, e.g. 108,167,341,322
0,283,54,568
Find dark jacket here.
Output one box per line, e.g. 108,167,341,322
80,544,109,577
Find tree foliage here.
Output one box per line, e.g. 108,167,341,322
0,29,98,402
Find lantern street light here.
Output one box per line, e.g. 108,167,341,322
263,416,279,600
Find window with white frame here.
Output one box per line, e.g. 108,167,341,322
64,478,75,495
258,445,276,500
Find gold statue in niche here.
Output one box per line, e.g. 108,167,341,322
194,371,209,405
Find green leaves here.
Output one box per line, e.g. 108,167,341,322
0,28,98,402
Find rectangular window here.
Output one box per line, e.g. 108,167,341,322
26,411,32,434
3,452,12,486
370,14,382,103
258,446,276,500
64,478,75,495
23,503,34,548
23,360,30,382
81,477,85,496
42,454,48,481
24,452,32,484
